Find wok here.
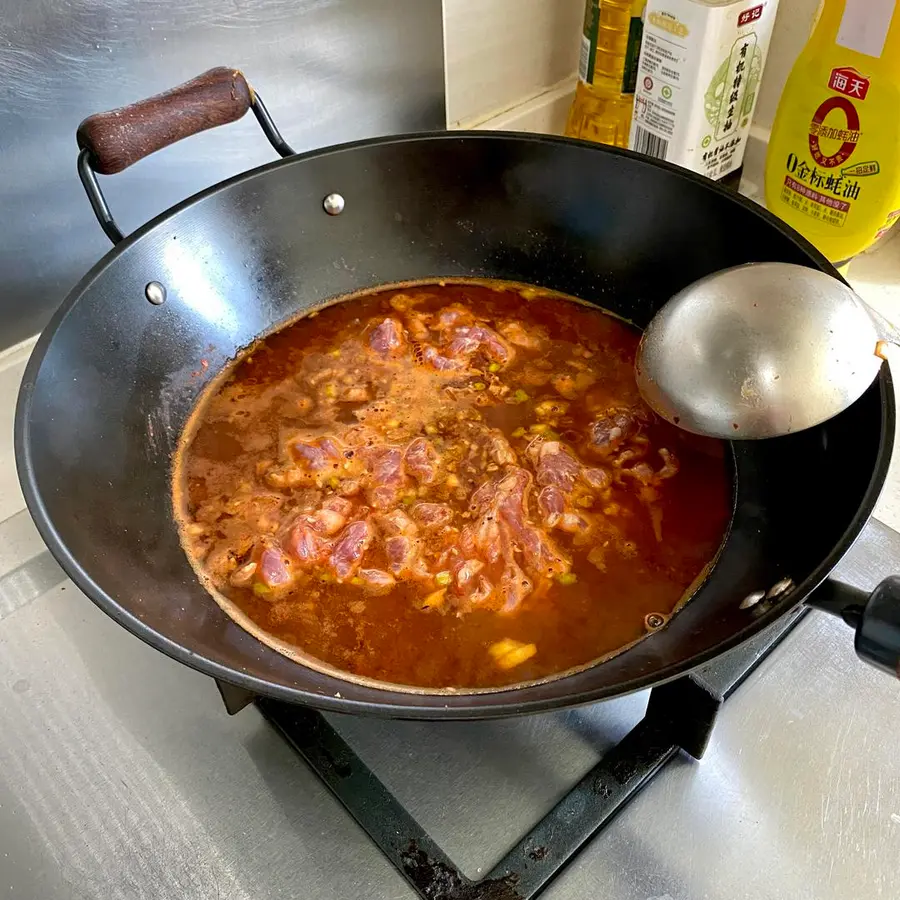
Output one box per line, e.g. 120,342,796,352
14,69,900,719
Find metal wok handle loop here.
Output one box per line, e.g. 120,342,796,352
76,67,295,245
809,576,900,680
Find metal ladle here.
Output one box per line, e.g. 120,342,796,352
636,262,893,440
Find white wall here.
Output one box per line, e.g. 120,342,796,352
443,0,582,128
443,0,820,136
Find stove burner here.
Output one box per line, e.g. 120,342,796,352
223,607,806,900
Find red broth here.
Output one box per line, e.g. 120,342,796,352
175,281,731,689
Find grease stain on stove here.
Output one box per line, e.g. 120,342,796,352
592,780,613,799
401,841,522,900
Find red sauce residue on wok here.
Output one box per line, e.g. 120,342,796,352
175,281,731,689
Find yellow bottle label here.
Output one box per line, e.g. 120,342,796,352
765,0,900,261
775,68,879,234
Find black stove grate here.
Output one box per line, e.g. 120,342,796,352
241,608,806,900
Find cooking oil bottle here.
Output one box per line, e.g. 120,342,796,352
565,0,647,147
627,0,779,185
765,0,900,265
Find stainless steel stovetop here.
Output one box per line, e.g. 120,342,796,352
0,343,898,900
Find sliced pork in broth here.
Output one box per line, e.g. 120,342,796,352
175,281,731,689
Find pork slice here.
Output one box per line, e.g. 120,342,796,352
447,325,514,366
468,575,494,607
377,507,418,536
258,547,293,588
557,511,592,535
365,446,406,509
405,437,439,484
551,371,595,399
323,496,354,516
537,486,565,528
452,558,484,593
493,468,531,517
470,476,500,511
459,524,478,558
293,494,354,537
473,514,502,564
519,526,570,579
311,508,346,536
489,433,517,466
497,320,544,350
368,318,406,357
222,491,284,520
494,468,570,578
619,448,680,486
657,448,679,479
582,467,611,491
434,304,474,331
587,407,647,457
422,345,468,371
459,422,518,476
499,561,533,612
404,311,432,341
330,520,373,581
412,502,453,530
229,561,258,588
291,437,343,471
337,478,362,497
385,534,424,577
533,441,581,491
357,568,396,591
287,524,329,566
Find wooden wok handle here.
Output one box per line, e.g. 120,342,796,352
77,67,253,175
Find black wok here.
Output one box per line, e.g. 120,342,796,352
14,69,900,719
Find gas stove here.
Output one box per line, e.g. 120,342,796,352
246,606,806,900
0,342,898,900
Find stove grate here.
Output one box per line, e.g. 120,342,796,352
239,607,805,900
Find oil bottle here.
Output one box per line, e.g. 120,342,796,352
565,0,647,147
765,0,900,265
627,0,779,186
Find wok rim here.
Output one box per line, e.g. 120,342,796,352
15,131,896,718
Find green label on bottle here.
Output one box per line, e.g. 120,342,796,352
622,15,644,94
578,0,600,85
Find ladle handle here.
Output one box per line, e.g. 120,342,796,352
866,305,900,348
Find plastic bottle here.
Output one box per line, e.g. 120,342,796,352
764,0,900,265
565,0,646,148
628,0,779,187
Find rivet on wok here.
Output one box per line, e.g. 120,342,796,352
740,590,766,610
645,613,666,630
323,193,345,216
145,281,166,305
766,577,794,600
